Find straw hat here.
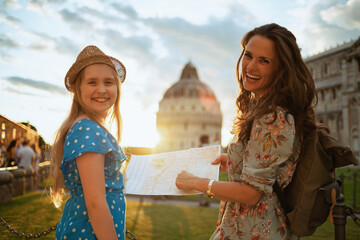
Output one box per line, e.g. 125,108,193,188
65,45,126,92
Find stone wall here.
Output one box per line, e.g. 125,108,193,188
0,162,50,204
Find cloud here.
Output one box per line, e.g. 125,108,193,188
97,3,246,112
103,29,154,60
27,0,63,13
28,31,79,55
289,0,360,56
4,86,40,97
4,76,67,95
111,2,139,20
320,0,360,30
0,35,20,60
0,35,20,48
0,13,21,25
59,8,89,28
0,0,21,25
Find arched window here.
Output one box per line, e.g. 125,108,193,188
324,62,329,75
1,123,5,140
12,128,16,139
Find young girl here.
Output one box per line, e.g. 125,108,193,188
176,23,317,239
51,45,127,240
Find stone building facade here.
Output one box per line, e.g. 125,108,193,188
305,37,360,160
0,114,39,148
156,62,222,152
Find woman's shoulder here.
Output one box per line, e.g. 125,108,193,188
259,107,294,125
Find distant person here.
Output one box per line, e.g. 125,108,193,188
176,23,317,239
31,144,41,187
0,141,5,167
199,135,209,147
212,134,221,145
5,140,17,167
199,135,210,207
31,144,41,171
51,45,127,240
17,140,35,169
15,138,23,165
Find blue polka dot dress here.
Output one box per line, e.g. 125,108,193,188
55,119,127,240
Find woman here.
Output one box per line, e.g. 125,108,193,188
176,23,317,239
31,144,41,187
51,45,127,239
5,140,17,167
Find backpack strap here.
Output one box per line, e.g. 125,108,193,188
273,181,290,214
318,128,359,167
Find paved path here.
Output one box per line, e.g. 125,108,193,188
125,195,220,208
125,195,360,221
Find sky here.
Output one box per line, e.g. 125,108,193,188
1,0,360,148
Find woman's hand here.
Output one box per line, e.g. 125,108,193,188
212,153,228,172
176,170,197,191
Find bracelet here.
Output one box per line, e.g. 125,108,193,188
206,179,215,198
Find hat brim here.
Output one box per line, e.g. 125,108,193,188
65,55,126,92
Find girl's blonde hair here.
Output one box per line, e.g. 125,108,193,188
50,67,122,208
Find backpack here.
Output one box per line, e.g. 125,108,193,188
274,127,359,237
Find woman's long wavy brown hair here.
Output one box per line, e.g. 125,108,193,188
50,68,122,208
232,23,318,148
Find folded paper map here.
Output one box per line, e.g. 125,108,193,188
124,145,221,195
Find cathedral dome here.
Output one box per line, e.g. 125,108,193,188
156,62,222,152
163,62,217,100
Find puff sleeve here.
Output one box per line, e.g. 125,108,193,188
60,119,126,174
240,108,298,194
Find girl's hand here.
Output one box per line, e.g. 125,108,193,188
176,170,196,191
212,154,228,172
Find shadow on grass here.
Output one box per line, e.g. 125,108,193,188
6,190,46,206
142,204,192,240
129,197,144,232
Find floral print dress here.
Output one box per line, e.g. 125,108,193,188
210,108,300,240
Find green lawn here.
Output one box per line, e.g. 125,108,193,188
336,167,360,210
1,191,359,240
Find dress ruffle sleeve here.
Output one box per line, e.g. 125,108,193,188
60,119,126,174
240,108,297,194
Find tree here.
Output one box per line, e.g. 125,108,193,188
20,122,48,150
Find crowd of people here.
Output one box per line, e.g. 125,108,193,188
0,139,42,170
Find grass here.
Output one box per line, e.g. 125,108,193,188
1,191,359,240
302,220,360,240
126,199,218,239
336,167,360,210
0,191,62,240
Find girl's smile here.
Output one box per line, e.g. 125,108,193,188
80,64,118,119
